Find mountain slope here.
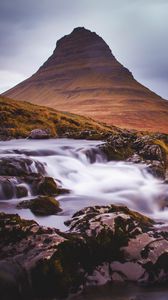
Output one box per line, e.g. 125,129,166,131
0,95,116,140
4,27,168,133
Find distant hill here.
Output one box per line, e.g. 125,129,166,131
0,95,115,140
4,27,168,133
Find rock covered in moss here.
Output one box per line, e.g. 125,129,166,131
37,176,59,195
17,196,61,215
65,205,154,235
100,132,168,179
31,175,69,197
16,184,28,198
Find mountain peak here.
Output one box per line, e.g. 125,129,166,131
55,26,105,51
4,28,168,133
46,26,119,72
72,26,90,33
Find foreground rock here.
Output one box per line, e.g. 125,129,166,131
17,196,61,216
1,205,168,299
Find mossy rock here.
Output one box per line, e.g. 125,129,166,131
16,185,28,198
37,177,58,196
17,196,61,216
0,212,36,243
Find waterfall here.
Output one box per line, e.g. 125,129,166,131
0,138,168,230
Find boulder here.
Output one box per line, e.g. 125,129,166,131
16,184,28,198
17,196,61,215
37,176,58,195
0,177,16,199
28,129,51,139
66,205,168,286
0,156,45,177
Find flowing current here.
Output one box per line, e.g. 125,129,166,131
0,138,168,230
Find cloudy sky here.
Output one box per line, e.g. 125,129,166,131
0,0,168,99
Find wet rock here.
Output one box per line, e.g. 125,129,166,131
0,177,16,199
100,132,168,179
0,156,45,177
66,205,154,236
16,184,28,198
37,176,58,196
28,129,51,139
17,196,61,215
32,175,70,196
100,133,135,161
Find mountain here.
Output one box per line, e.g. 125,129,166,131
0,95,115,140
4,27,168,133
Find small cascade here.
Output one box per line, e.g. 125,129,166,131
0,177,29,200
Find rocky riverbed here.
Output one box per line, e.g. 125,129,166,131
0,133,168,300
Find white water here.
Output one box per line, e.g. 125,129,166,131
0,138,168,230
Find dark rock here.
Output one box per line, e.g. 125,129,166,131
17,196,61,215
28,129,51,139
63,130,110,140
100,133,135,161
65,205,168,285
37,176,58,196
0,156,45,177
0,177,16,199
16,184,28,198
0,260,31,300
0,212,76,299
100,132,168,179
1,206,168,299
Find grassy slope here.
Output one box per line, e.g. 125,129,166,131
0,95,117,139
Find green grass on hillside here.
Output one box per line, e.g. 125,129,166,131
0,96,116,139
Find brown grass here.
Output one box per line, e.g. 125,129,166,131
0,95,116,139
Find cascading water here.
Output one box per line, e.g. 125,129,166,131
0,138,168,230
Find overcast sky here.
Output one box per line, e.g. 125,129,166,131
0,0,168,99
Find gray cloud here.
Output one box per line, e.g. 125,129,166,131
0,0,167,99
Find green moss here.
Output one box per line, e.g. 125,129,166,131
0,212,36,243
108,205,154,227
38,177,58,196
17,196,61,216
102,144,134,161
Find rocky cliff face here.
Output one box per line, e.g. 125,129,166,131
4,27,168,133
